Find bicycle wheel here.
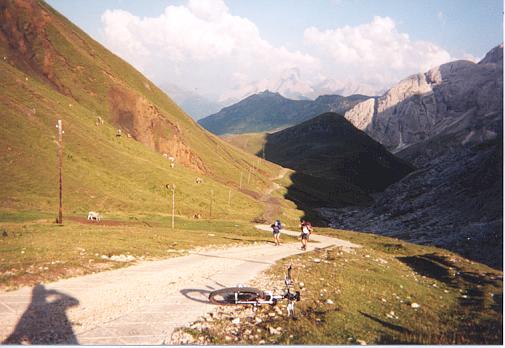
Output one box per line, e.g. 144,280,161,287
209,287,265,305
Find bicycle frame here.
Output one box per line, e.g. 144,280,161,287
232,265,300,316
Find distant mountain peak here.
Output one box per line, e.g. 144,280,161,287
198,91,369,135
479,43,503,65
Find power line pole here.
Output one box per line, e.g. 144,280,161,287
56,120,63,224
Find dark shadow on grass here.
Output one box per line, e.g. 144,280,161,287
3,284,79,344
359,311,411,333
397,253,455,286
258,113,414,228
180,288,212,304
459,271,500,287
491,293,502,313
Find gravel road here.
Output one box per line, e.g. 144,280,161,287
0,225,358,344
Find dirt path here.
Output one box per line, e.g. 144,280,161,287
260,167,290,221
0,227,359,344
0,168,359,344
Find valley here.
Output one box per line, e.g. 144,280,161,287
0,0,502,345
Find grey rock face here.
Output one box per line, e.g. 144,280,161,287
324,135,502,268
345,46,503,152
328,44,503,268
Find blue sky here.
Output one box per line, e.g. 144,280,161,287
47,0,503,101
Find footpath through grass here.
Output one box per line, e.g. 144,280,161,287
177,228,503,345
0,212,297,291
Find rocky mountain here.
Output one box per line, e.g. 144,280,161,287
323,44,503,268
199,90,369,135
345,44,503,152
219,68,382,105
0,0,280,218
262,112,413,208
309,78,383,99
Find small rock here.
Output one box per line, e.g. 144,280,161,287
231,318,240,325
381,298,387,302
225,336,232,342
208,233,215,237
298,282,305,288
313,258,321,263
411,302,421,308
444,290,449,293
268,326,281,335
325,299,334,304
268,312,276,317
255,317,262,324
357,339,367,345
259,340,266,344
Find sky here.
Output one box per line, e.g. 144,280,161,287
47,0,503,102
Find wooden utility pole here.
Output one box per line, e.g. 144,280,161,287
57,119,63,224
166,184,176,229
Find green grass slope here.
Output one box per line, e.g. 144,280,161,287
221,132,268,157
0,0,281,220
263,112,414,208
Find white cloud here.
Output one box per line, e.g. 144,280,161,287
437,11,446,25
101,4,454,104
303,16,452,89
101,0,320,101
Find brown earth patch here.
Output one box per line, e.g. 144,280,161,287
0,0,73,97
108,85,207,173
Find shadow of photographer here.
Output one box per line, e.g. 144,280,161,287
3,284,79,344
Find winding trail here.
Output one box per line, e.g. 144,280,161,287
0,169,359,344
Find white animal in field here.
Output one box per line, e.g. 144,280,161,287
87,211,101,222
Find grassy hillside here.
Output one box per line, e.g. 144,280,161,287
262,113,413,208
0,0,282,220
221,132,268,157
175,228,503,345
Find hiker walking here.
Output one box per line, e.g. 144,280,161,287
271,219,282,246
300,219,313,250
